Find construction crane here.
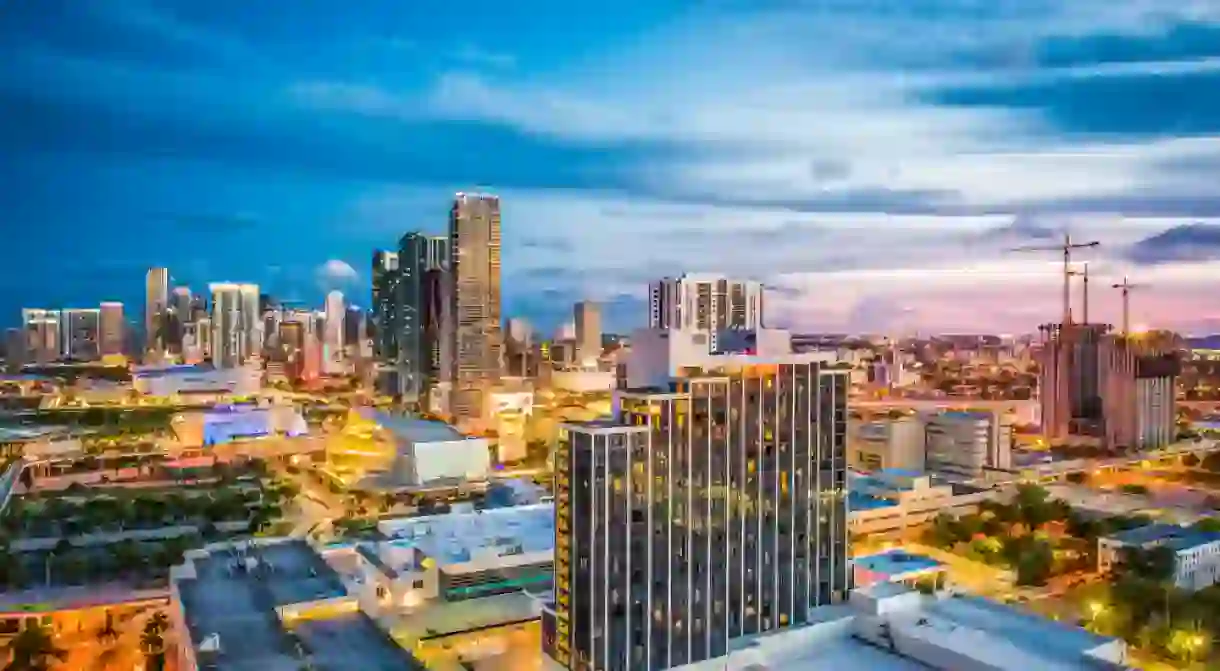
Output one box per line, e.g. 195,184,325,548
1009,234,1101,327
1111,277,1148,337
1066,262,1091,324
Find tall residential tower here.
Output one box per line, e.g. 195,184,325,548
447,193,503,426
546,348,851,670
144,267,170,354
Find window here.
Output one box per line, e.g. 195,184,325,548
412,580,425,589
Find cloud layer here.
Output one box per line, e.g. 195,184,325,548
5,1,1220,332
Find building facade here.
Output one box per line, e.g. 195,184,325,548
574,301,602,364
850,415,926,473
323,290,346,373
545,357,850,671
21,309,60,364
923,410,1013,481
371,250,400,363
98,302,125,358
399,233,450,400
144,267,170,354
60,308,101,361
648,275,764,334
448,193,503,426
1099,337,1179,450
209,283,260,368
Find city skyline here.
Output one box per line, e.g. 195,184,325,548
5,2,1220,333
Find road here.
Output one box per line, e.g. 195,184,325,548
265,455,344,541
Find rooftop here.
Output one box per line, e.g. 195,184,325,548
133,364,215,379
357,409,465,443
377,503,554,567
176,541,348,671
853,550,943,579
919,594,1120,668
935,410,996,421
677,589,1126,671
292,613,420,671
1106,523,1220,551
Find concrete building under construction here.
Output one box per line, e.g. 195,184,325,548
1040,323,1179,450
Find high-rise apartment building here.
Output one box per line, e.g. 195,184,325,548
545,354,851,670
399,232,451,400
649,274,765,333
323,290,346,372
209,283,260,368
21,309,61,364
99,302,125,357
448,193,502,425
343,307,368,356
145,267,170,353
574,301,602,364
167,287,193,354
372,250,400,362
60,308,101,361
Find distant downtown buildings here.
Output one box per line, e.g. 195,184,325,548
371,192,502,430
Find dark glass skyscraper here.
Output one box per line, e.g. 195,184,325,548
545,358,851,671
371,250,400,362
398,232,450,400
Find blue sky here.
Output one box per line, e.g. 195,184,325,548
7,1,1220,334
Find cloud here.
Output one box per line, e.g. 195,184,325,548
1126,222,1220,264
316,259,359,284
450,44,516,70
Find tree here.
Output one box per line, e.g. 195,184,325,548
1014,539,1054,586
1193,518,1220,533
2,622,66,671
141,613,168,671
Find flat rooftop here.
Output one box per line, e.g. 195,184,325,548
854,550,943,579
919,594,1119,668
359,409,464,443
378,504,554,566
292,613,420,671
676,606,925,671
676,592,1123,671
176,541,348,671
1106,523,1220,551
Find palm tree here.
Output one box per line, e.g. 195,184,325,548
2,622,66,671
140,612,169,671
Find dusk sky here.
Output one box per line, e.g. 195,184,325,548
6,1,1220,334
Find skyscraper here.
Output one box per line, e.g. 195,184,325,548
545,355,851,670
98,302,125,357
372,250,400,362
649,274,765,333
574,301,601,364
324,290,346,373
21,309,60,364
168,287,193,354
209,283,260,368
144,267,170,354
448,193,503,425
399,232,451,400
343,306,367,355
60,308,101,361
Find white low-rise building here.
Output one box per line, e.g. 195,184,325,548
1098,523,1220,592
669,583,1129,671
132,364,260,398
849,470,995,536
324,503,555,611
924,410,1013,481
